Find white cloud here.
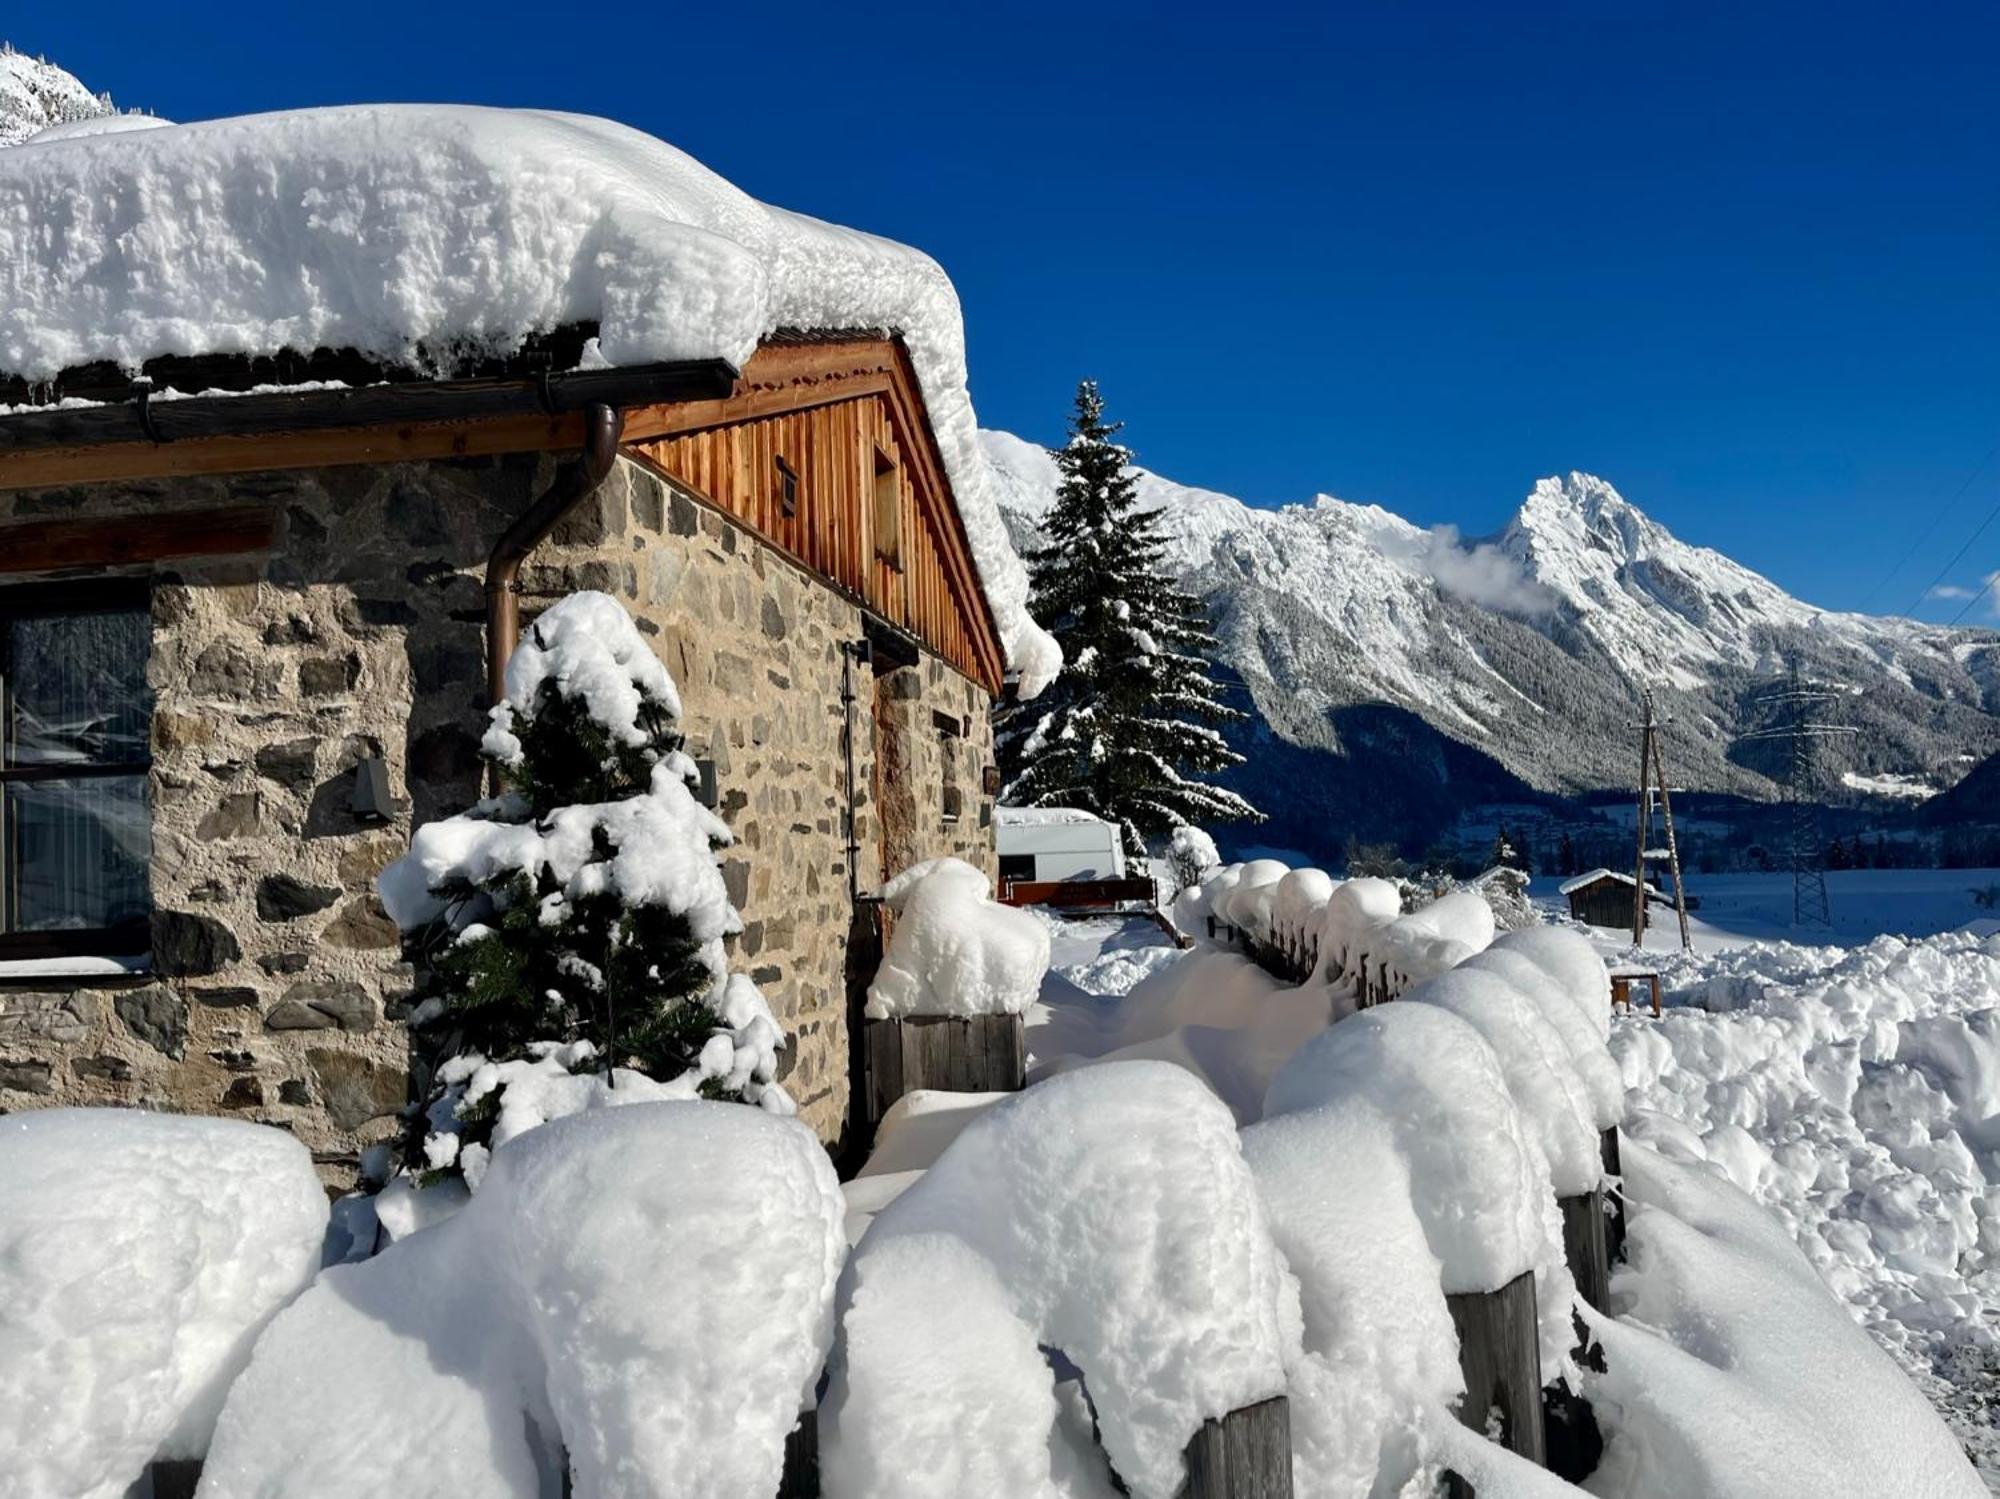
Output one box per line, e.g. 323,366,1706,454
1384,524,1559,618
1927,583,1975,600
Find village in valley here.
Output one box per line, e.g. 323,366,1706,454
0,12,1996,1499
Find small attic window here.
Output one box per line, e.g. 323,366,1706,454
873,444,902,570
775,456,799,518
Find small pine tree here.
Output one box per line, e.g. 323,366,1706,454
383,592,785,1179
998,381,1261,858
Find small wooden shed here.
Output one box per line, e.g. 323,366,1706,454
1560,868,1652,931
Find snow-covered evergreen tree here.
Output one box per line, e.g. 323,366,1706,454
998,382,1260,857
379,591,788,1182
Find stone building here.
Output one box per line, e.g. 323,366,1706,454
0,333,1011,1184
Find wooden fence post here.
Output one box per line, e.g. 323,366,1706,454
777,1409,819,1498
1599,1128,1626,1264
1557,1193,1611,1313
863,1013,1026,1131
1444,1270,1545,1471
131,1463,202,1499
1179,1394,1292,1498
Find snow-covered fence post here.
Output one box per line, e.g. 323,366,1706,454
1445,1271,1546,1469
1178,1394,1293,1499
1557,1195,1611,1313
860,860,1048,1133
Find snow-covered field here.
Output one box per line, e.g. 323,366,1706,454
1544,866,2000,951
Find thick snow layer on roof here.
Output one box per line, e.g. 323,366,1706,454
867,857,1051,1018
826,1063,1296,1499
0,1110,326,1499
0,105,1058,689
202,1103,845,1499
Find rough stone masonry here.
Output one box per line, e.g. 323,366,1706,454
0,452,998,1189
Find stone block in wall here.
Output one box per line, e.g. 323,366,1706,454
0,1057,54,1094
114,986,188,1059
151,911,241,976
257,875,342,922
265,981,376,1033
308,1049,406,1132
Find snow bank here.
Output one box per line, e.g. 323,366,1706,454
0,1110,326,1499
1489,926,1612,1041
1265,1004,1577,1370
0,106,1057,690
1362,890,1496,999
824,1062,1297,1499
866,857,1051,1018
1614,930,2000,1474
1034,947,1330,1122
202,1104,844,1499
1586,1142,1986,1499
1241,1102,1463,1497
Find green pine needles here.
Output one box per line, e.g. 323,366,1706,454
999,381,1263,858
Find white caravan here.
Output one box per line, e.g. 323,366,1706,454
994,807,1125,888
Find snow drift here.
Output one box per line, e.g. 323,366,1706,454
201,1103,845,1499
0,1110,326,1499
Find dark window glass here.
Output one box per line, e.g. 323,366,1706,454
1,590,152,956
998,854,1036,881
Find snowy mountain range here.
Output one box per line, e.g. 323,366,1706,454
983,431,2000,854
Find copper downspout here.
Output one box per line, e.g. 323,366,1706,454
484,403,625,703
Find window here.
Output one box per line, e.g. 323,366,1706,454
998,853,1035,883
775,455,799,518
872,444,902,570
0,582,152,958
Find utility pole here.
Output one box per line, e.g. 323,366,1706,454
1739,659,1855,927
1630,690,1692,951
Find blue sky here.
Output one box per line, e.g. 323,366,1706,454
15,2,1996,620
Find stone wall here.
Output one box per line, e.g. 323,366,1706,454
521,455,1000,1141
0,449,1000,1182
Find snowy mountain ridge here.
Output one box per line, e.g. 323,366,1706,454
0,48,119,147
982,430,2000,851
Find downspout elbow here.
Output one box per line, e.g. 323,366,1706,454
485,402,624,704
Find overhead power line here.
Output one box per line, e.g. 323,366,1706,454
1858,440,1999,615
1901,441,2000,621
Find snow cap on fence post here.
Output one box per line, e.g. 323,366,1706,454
1264,1004,1578,1373
0,1111,327,1499
825,1061,1299,1499
865,857,1051,1019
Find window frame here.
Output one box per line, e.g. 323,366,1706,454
775,454,799,519
0,577,154,960
872,443,903,572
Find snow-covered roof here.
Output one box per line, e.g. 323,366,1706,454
1559,867,1637,895
0,104,1058,691
992,806,1109,828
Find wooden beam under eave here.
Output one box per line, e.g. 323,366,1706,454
0,504,277,575
0,412,586,493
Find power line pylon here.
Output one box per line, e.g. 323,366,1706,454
1740,659,1855,927
1630,690,1692,951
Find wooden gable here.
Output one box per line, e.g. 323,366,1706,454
621,338,1007,694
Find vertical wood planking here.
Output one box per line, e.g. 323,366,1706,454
862,1014,1025,1130
1559,1192,1612,1313
626,390,1001,690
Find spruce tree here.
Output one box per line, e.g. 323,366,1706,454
998,381,1260,857
382,591,785,1180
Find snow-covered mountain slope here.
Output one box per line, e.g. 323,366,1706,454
983,430,2000,851
0,48,120,147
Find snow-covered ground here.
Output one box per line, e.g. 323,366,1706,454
1025,904,2000,1492
1543,866,2000,951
